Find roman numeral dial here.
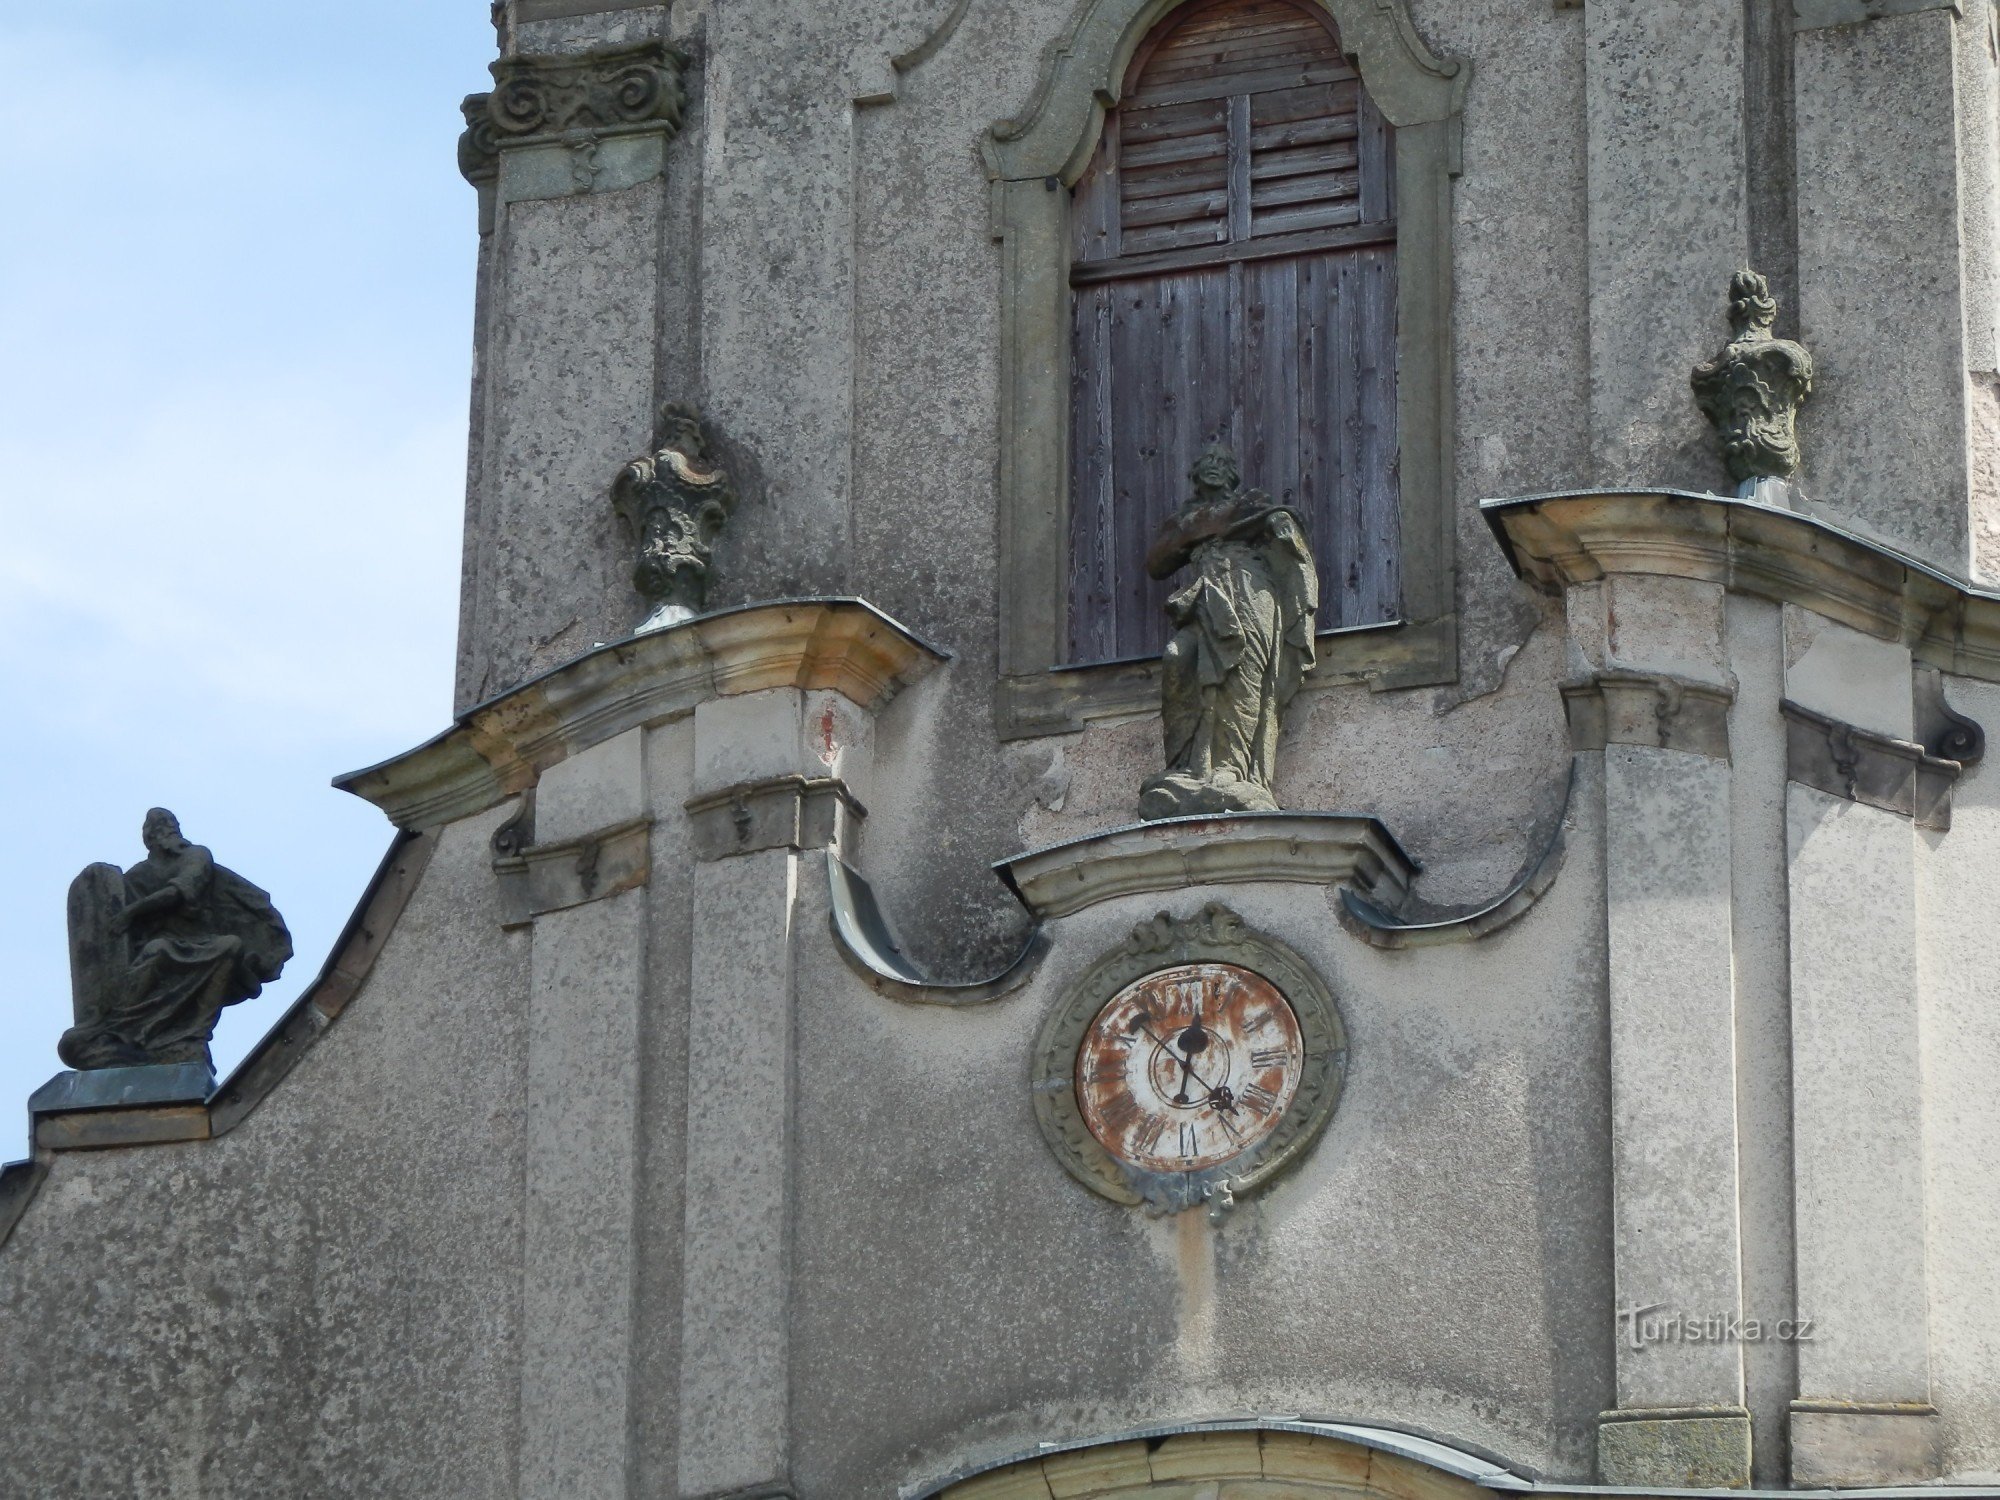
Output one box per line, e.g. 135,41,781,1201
1074,962,1304,1175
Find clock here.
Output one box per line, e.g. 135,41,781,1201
1076,964,1302,1172
1032,904,1347,1213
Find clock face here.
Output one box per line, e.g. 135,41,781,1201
1075,962,1304,1174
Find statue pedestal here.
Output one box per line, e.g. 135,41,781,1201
28,1063,214,1115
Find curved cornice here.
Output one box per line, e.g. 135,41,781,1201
997,811,1418,920
1483,489,2000,683
336,599,947,832
983,0,1468,185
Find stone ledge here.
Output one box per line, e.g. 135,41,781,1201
1783,697,1962,830
997,812,1417,921
1483,488,2000,682
336,599,945,832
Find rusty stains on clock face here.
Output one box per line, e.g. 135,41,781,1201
1030,904,1348,1214
1077,964,1303,1174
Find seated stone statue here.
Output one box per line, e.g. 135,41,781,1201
1139,444,1320,821
60,809,292,1072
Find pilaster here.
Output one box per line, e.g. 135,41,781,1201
516,729,649,1500
1564,575,1752,1489
454,23,691,706
1780,611,1940,1486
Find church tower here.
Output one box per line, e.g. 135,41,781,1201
6,0,2000,1495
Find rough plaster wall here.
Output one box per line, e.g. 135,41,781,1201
0,810,529,1498
1919,677,2000,1483
787,798,1614,1495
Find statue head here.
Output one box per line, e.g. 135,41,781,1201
1189,443,1241,501
141,808,186,857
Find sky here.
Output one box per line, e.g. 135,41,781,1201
0,3,495,1159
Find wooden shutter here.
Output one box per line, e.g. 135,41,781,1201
1066,0,1400,665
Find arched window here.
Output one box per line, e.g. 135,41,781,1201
1066,0,1400,663
984,0,1464,738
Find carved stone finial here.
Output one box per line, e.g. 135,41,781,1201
1691,269,1815,501
611,405,737,633
1138,443,1320,821
59,810,292,1074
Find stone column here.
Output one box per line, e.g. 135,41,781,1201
1779,610,1940,1486
676,686,871,1499
455,16,689,705
1564,575,1753,1488
1584,0,1749,488
1793,2,1973,569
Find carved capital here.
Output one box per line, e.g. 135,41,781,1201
459,39,687,189
1691,270,1814,494
493,814,652,928
684,776,864,863
1561,671,1735,759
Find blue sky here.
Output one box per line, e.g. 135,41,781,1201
0,3,494,1158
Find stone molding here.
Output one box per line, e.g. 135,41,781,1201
494,814,652,927
1561,670,1735,759
984,0,1469,736
335,600,946,832
685,776,863,863
0,832,434,1247
997,812,1417,921
1030,904,1348,1212
1484,488,2000,683
826,851,1049,1008
1782,697,1962,830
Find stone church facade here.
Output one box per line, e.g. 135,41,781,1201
5,0,2000,1496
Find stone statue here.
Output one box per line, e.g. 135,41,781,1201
1691,269,1814,502
60,810,293,1073
1139,444,1319,821
611,404,737,633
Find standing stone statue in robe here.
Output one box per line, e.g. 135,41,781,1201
1139,444,1319,821
60,809,292,1073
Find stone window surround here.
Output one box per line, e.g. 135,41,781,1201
983,0,1470,739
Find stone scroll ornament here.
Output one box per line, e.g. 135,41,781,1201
457,40,688,187
612,405,737,634
60,810,292,1073
1690,269,1814,501
1139,444,1320,821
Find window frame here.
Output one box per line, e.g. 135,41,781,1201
983,0,1468,739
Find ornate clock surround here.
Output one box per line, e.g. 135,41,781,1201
1032,903,1348,1213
